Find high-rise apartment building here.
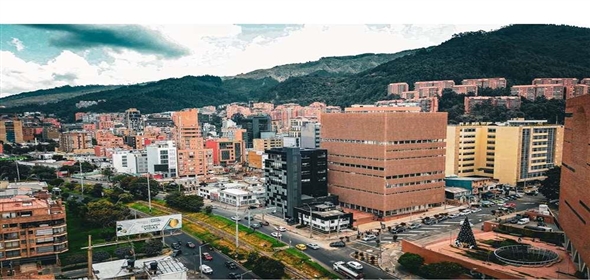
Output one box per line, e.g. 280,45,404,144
112,150,148,174
321,109,447,217
146,141,178,178
0,120,24,144
387,83,409,96
0,196,68,264
461,78,507,89
464,96,521,114
172,109,209,177
559,94,590,279
264,147,327,218
532,78,578,99
446,119,563,185
59,131,92,153
124,108,142,132
511,84,566,100
301,122,321,149
238,115,272,148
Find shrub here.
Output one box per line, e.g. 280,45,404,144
93,251,111,263
398,252,424,273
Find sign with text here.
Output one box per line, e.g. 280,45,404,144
116,214,182,237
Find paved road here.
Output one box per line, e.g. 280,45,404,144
131,209,257,280
210,207,395,279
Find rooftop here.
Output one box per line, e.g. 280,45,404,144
221,188,249,196
92,256,187,280
445,187,471,194
445,177,493,182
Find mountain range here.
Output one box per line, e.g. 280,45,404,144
1,24,589,121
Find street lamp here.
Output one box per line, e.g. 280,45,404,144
235,198,239,255
240,270,252,280
198,243,208,274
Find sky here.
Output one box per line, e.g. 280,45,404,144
0,24,507,97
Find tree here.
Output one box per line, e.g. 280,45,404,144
422,262,464,279
252,256,285,279
101,168,114,182
456,217,477,248
120,176,160,201
397,252,424,273
61,192,70,200
90,184,104,198
538,166,561,201
204,205,213,215
49,178,65,187
165,191,204,212
144,238,163,257
52,154,65,161
85,199,130,227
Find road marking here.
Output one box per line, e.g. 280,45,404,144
395,233,417,236
444,221,462,224
421,227,439,230
430,224,451,227
408,230,429,233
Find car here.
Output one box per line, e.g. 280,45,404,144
362,234,377,241
271,232,282,238
307,243,320,250
408,223,421,229
172,249,182,257
295,244,307,250
260,220,270,226
231,216,241,221
246,216,255,221
347,261,363,270
171,242,181,249
276,226,287,232
228,272,240,279
199,264,213,274
461,209,472,215
186,241,196,248
390,227,404,234
250,223,261,229
202,252,213,261
329,241,346,247
448,213,460,218
472,208,482,213
248,205,258,210
225,261,237,269
460,220,475,227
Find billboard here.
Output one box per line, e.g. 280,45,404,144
116,214,182,237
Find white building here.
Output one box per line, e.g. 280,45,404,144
92,256,187,280
146,141,178,178
219,188,257,206
282,136,300,148
198,185,219,200
112,150,148,174
300,122,321,149
295,203,353,233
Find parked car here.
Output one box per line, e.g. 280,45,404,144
461,209,472,215
171,242,181,249
172,249,182,257
347,261,364,270
202,252,213,261
228,272,240,279
295,244,307,250
448,213,460,218
186,241,196,248
362,234,377,241
408,223,421,229
307,243,320,250
472,208,482,213
330,241,346,247
271,232,282,238
225,261,237,269
200,265,213,274
517,218,530,225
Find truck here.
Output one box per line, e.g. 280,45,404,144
333,261,364,279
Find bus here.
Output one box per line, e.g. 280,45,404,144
333,261,364,279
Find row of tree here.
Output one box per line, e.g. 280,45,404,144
398,252,465,279
164,191,204,212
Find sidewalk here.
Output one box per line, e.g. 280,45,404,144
356,204,463,232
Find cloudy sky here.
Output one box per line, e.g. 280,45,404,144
0,24,505,97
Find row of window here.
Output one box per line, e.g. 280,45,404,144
386,178,444,188
386,171,444,180
322,138,444,145
329,162,385,171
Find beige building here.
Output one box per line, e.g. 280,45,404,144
0,119,24,144
446,118,563,185
59,131,92,153
253,138,283,152
172,108,210,177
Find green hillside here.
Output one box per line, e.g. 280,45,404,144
0,85,120,108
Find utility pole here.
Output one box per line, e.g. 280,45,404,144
147,173,152,212
87,235,93,280
307,204,313,239
15,161,21,182
235,198,239,258
80,161,84,194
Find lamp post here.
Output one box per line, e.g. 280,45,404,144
235,198,239,256
240,270,252,280
198,243,208,274
306,204,313,238
79,161,84,194
146,173,152,212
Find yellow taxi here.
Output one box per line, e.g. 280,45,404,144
295,244,307,250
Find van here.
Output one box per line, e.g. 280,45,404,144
517,218,530,225
537,226,553,232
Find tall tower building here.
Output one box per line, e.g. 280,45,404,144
172,108,210,177
125,108,142,132
321,108,447,218
559,94,590,278
0,119,24,144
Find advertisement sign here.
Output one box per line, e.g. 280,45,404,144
116,214,182,237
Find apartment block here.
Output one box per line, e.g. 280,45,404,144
95,130,125,149
146,141,178,178
112,150,148,174
375,98,439,113
400,91,419,99
464,96,521,114
172,109,209,177
205,138,244,166
264,147,328,219
74,112,86,121
301,122,321,149
124,108,142,132
414,80,455,97
574,84,590,98
387,83,409,96
461,78,507,89
238,115,272,149
59,131,92,153
560,94,590,278
247,150,267,169
511,85,565,100
0,120,24,144
0,196,68,264
452,85,478,95
446,119,563,185
321,109,447,217
532,78,578,99
253,137,283,152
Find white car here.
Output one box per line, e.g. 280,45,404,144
278,226,287,232
461,210,472,215
460,220,474,227
200,264,213,274
231,216,241,221
307,243,320,250
271,232,282,238
347,261,363,270
362,234,377,241
448,213,460,218
472,208,482,213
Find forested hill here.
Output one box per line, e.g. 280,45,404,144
261,24,590,106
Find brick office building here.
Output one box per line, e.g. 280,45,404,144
560,94,590,278
320,108,447,217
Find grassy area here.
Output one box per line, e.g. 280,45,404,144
285,247,311,260
129,202,168,216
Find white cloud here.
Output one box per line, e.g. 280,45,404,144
9,38,25,51
0,24,503,97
